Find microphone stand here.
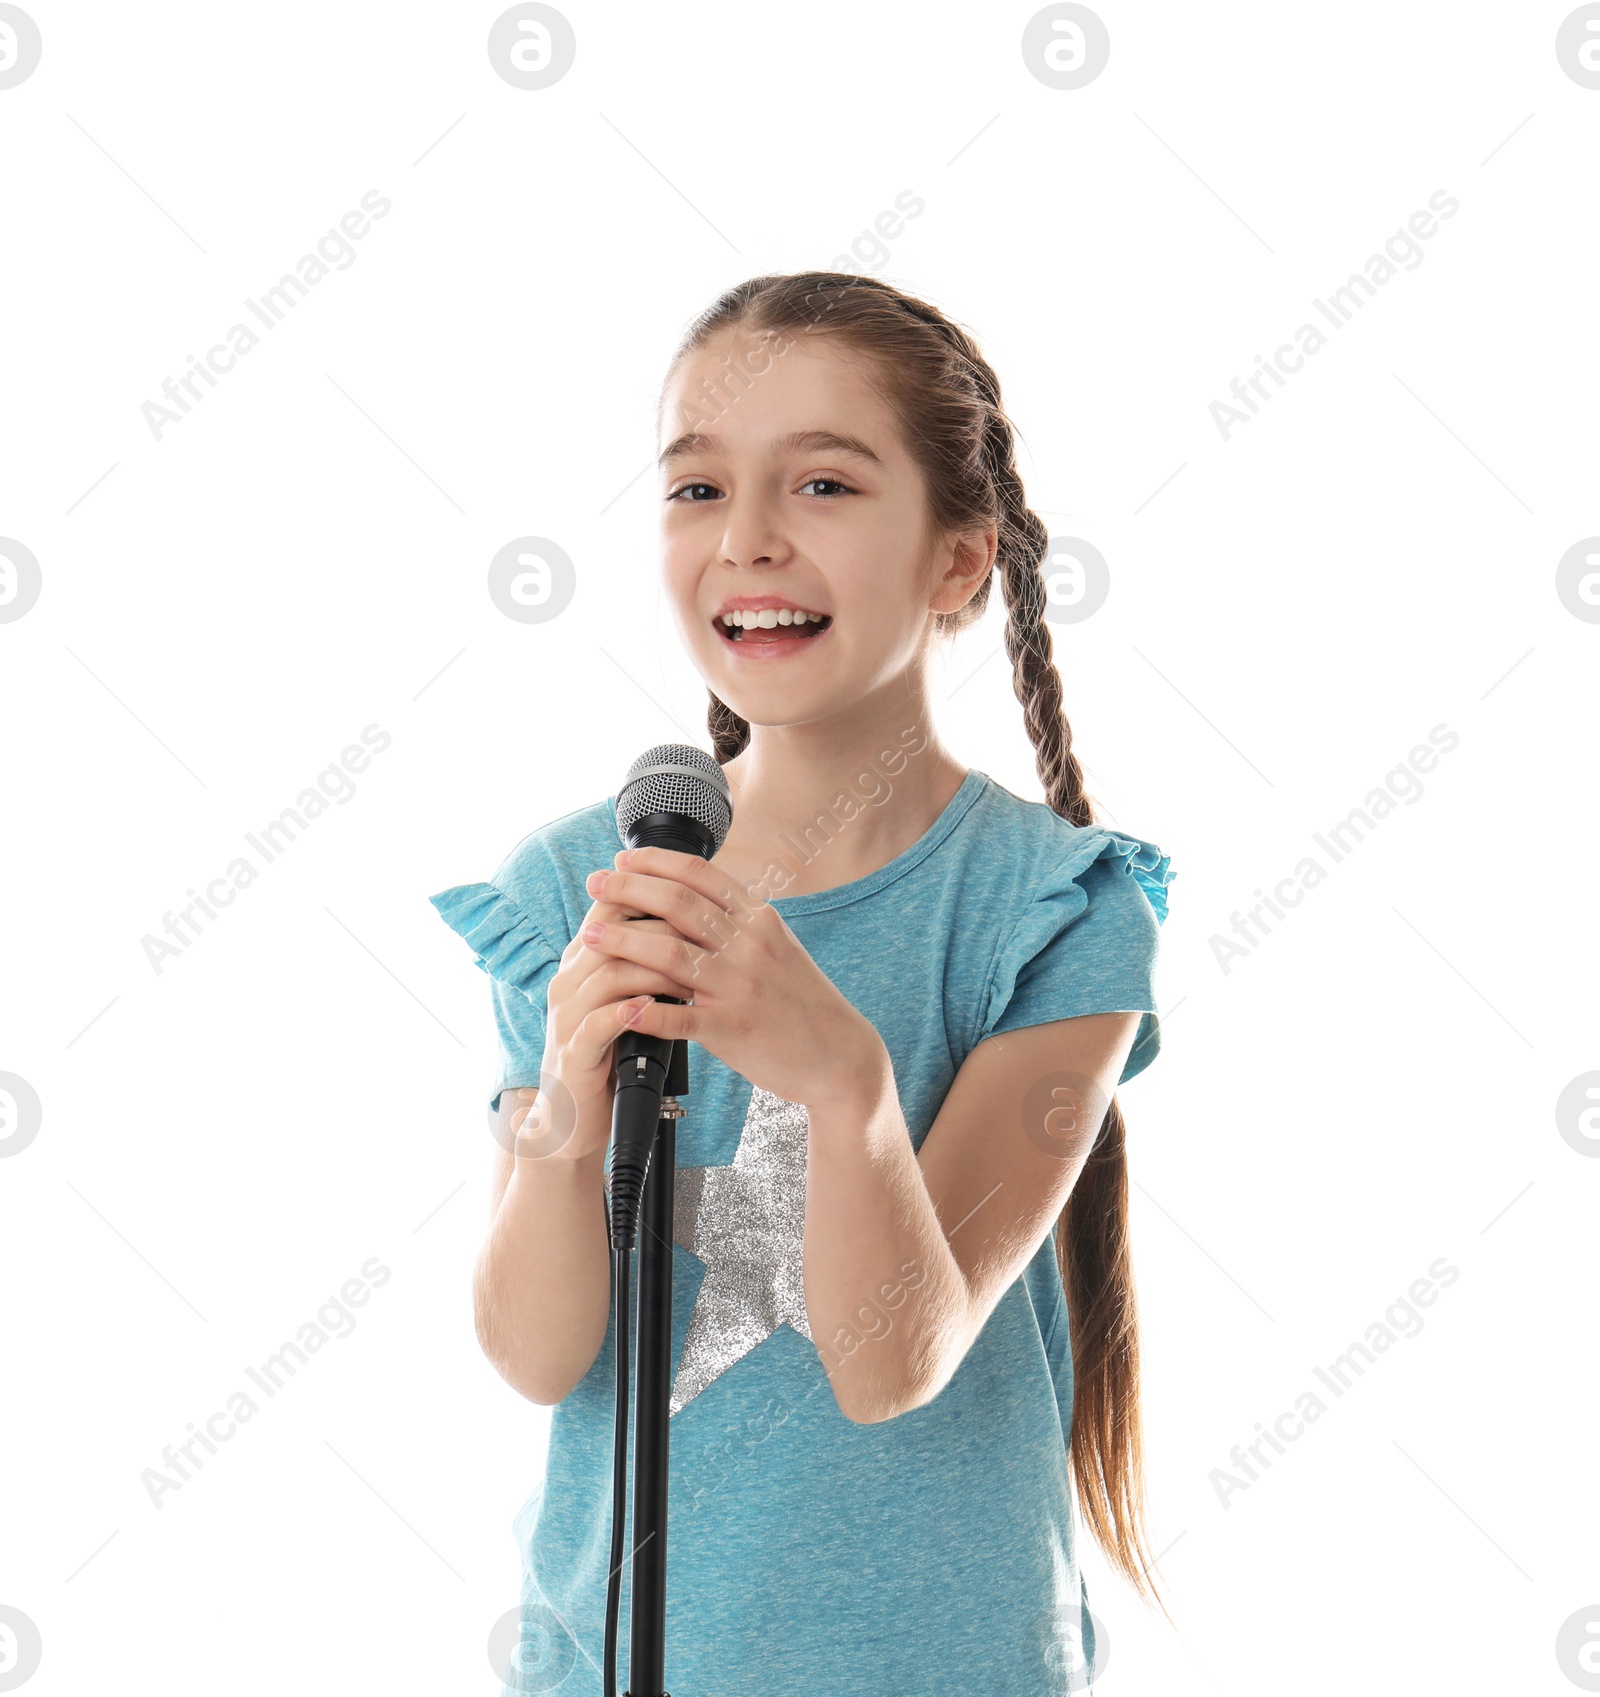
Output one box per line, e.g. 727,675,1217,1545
605,1020,689,1696
625,1034,687,1697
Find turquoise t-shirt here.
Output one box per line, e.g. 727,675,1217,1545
429,767,1173,1696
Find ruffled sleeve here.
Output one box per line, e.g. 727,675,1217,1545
429,881,565,1114
980,827,1175,1084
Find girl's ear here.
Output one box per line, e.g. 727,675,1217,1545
930,523,998,614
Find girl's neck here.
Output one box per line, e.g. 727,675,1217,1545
714,710,970,900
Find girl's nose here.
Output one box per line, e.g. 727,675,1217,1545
718,496,793,571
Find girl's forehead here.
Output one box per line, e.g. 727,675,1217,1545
661,335,896,439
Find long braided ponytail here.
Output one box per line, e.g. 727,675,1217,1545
663,273,1167,1614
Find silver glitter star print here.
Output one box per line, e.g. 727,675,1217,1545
669,1086,812,1416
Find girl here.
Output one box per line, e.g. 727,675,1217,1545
430,272,1175,1695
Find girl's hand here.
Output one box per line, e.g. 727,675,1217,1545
531,892,701,1162
581,847,889,1112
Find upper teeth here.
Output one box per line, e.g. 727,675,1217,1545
720,608,827,628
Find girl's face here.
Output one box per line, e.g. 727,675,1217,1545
658,327,983,732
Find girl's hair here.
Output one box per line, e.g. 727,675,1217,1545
662,271,1169,1616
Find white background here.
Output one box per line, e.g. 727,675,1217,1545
2,2,1597,1693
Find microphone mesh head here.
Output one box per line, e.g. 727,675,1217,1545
615,743,733,853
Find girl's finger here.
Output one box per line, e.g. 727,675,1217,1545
590,866,747,948
562,899,643,963
582,918,710,985
588,956,699,1006
565,908,691,984
572,999,659,1073
616,996,697,1041
612,845,754,925
572,993,697,1072
582,893,654,924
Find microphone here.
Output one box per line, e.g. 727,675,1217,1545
605,744,733,1250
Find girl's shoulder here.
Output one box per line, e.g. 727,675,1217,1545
962,771,1174,927
961,775,1175,1081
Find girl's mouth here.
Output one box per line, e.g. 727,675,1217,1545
714,610,833,648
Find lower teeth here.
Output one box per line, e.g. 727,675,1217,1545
729,621,826,641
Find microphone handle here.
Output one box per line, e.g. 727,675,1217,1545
605,997,685,1250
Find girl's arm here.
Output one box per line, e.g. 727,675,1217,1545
472,1087,612,1405
471,894,702,1404
804,1009,1141,1423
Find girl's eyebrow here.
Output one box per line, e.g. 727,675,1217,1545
658,428,884,469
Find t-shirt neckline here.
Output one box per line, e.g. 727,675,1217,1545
604,767,990,916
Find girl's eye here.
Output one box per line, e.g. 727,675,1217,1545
666,477,855,502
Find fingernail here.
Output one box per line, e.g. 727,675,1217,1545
620,999,643,1023
582,922,603,944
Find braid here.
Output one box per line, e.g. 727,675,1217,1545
977,400,1095,830
910,329,1092,832
707,688,750,764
